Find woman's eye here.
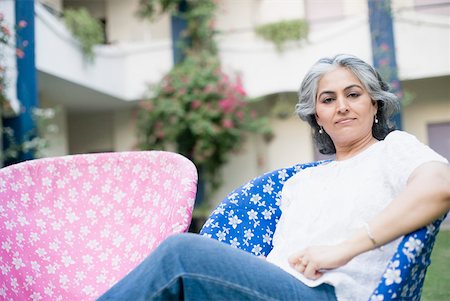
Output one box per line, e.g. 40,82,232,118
348,93,360,98
321,98,334,103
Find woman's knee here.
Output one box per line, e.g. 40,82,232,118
159,233,203,255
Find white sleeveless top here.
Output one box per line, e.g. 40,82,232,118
266,131,448,301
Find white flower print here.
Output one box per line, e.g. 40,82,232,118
404,237,423,253
242,182,254,196
262,183,273,195
1,240,12,252
230,238,240,248
61,254,75,267
250,194,262,205
370,294,384,301
203,218,214,228
42,177,51,187
31,261,41,273
30,292,42,301
278,169,288,182
247,209,258,221
17,213,29,226
244,229,254,240
66,210,80,223
252,244,262,256
25,275,35,288
228,215,242,229
262,233,272,244
69,167,82,179
217,230,227,242
82,285,95,296
384,266,402,286
12,254,25,269
4,220,16,230
262,209,272,220
44,284,55,297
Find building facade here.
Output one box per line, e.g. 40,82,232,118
2,0,449,205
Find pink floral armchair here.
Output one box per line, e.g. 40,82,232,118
0,151,198,300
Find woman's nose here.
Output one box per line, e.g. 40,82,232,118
336,96,349,113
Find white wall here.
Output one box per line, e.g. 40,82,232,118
106,0,171,43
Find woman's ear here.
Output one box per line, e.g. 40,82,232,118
372,99,378,114
315,113,321,125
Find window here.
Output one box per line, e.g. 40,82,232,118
427,122,450,161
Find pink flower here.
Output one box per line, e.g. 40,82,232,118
16,48,25,58
22,40,29,47
155,130,165,139
18,20,27,28
222,119,234,129
380,43,389,51
235,111,244,121
203,85,215,94
191,100,202,109
1,25,11,37
140,101,153,112
234,75,247,96
379,58,389,66
219,98,237,113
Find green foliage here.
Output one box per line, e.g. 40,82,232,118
137,52,270,190
63,8,104,61
137,0,179,20
2,107,58,162
138,0,217,54
0,13,13,110
421,230,450,301
255,19,308,52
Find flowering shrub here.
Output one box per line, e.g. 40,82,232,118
137,52,270,190
0,12,11,107
137,1,271,194
0,12,27,114
0,13,56,163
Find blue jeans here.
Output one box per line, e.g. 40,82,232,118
97,233,337,301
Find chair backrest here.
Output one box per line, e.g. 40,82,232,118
0,151,197,300
200,161,446,301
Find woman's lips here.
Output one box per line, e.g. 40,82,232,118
335,118,356,124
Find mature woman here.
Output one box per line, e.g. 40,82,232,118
98,55,450,301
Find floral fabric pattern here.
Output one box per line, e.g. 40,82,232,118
200,161,446,300
0,151,198,300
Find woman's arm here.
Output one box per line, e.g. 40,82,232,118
289,161,450,280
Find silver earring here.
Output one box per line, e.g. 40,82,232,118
319,126,324,134
374,116,379,124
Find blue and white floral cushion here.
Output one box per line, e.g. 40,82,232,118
200,161,447,301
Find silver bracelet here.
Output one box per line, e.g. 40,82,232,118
363,222,377,247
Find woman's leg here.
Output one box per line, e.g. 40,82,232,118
97,233,336,301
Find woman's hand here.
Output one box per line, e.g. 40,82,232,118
288,243,355,280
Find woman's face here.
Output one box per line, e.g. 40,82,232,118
315,66,377,148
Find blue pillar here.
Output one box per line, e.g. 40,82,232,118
368,0,402,130
3,0,38,165
170,0,188,64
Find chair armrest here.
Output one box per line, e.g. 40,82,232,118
369,214,448,300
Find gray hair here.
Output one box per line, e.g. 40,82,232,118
296,54,400,154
